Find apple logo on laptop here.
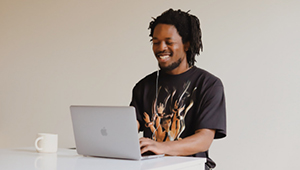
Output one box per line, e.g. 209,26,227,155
101,127,108,136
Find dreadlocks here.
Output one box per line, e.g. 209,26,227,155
149,9,203,66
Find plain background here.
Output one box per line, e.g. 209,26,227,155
1,0,299,169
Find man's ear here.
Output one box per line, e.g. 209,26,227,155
184,41,190,52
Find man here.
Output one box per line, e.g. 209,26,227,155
130,9,226,169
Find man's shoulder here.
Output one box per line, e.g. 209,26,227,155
134,71,157,87
192,67,223,86
191,66,218,79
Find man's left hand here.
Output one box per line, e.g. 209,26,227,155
139,137,169,155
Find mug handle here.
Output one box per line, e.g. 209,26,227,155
35,137,43,151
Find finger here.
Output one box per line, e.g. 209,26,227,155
140,145,148,154
139,138,153,148
140,145,154,155
139,139,150,154
140,140,158,154
139,137,148,143
141,144,161,155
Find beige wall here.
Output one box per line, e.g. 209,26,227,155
1,0,299,169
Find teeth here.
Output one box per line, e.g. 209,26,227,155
159,55,170,59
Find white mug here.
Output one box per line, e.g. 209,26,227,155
35,133,58,153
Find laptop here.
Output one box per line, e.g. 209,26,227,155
70,105,164,160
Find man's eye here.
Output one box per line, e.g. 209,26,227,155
166,42,173,45
153,42,160,45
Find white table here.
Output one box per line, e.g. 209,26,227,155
0,147,206,170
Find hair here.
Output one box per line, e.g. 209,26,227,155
149,9,203,66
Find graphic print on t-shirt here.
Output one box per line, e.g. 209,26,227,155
143,81,196,142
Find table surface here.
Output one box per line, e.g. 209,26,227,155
0,147,206,170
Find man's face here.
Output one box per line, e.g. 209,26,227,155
152,24,190,75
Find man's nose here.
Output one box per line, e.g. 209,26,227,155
158,42,167,51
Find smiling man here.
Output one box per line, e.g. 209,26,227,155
152,23,190,75
130,9,226,170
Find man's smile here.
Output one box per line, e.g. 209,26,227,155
156,52,172,62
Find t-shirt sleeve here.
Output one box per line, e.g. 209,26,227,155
195,79,227,139
129,83,145,132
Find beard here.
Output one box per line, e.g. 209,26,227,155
159,58,182,72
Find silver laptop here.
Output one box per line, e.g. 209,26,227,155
70,105,164,160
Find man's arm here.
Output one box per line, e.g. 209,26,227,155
139,129,215,156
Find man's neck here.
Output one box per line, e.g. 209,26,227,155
165,64,192,75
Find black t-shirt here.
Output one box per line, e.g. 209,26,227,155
130,66,226,168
